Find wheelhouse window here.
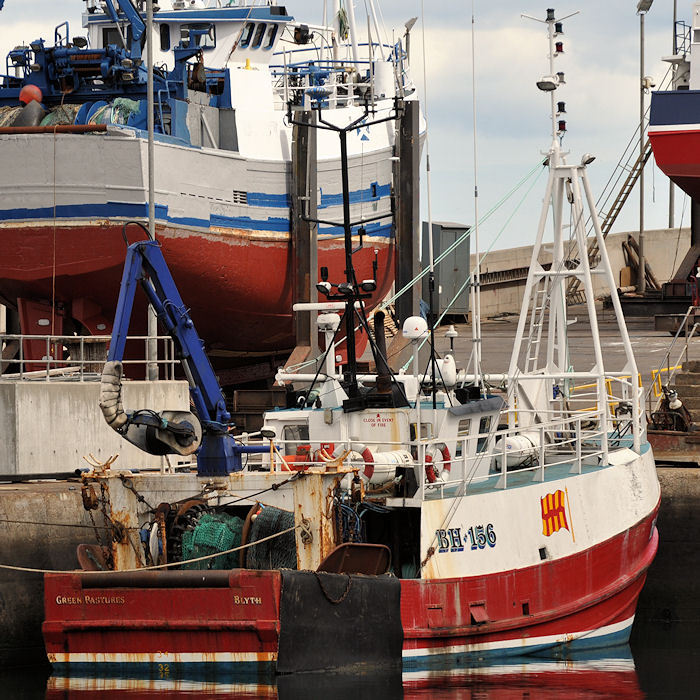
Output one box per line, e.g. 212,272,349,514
181,23,216,49
160,24,170,51
265,24,278,49
102,27,122,48
252,23,267,49
240,22,255,48
282,424,309,457
455,418,471,457
477,416,492,453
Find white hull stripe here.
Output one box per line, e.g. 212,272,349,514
402,656,635,683
49,651,276,664
48,678,273,694
401,615,635,659
649,124,700,133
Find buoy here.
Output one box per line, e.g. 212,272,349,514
19,84,42,105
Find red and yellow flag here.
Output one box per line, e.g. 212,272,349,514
541,489,569,536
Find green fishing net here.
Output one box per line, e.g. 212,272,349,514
181,512,244,570
245,506,297,570
40,104,81,126
88,98,141,125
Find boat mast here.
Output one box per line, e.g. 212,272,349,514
419,1,438,408
468,2,484,395
509,8,642,453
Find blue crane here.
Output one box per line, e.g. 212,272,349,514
100,236,268,477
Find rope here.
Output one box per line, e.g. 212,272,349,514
380,160,545,312
0,518,114,530
0,524,301,575
401,164,546,372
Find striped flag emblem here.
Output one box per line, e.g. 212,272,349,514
541,489,569,536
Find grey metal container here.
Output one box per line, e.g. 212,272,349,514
421,221,471,318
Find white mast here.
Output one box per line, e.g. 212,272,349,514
469,2,483,393
510,9,642,454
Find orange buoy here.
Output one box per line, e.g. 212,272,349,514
19,84,43,105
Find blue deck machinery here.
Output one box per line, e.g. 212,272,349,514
0,0,231,135
99,234,268,477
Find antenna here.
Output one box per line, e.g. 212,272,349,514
469,1,484,396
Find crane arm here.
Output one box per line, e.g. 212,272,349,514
100,238,268,476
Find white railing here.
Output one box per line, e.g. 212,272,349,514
261,401,635,501
0,333,178,381
270,42,414,111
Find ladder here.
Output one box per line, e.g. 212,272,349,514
566,139,652,304
565,65,673,305
524,280,550,373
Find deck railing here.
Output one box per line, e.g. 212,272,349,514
262,397,637,502
0,333,178,381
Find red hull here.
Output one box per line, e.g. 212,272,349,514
42,507,659,677
0,222,395,353
648,129,700,201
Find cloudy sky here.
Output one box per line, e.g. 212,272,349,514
0,1,685,252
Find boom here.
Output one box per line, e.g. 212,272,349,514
100,238,268,476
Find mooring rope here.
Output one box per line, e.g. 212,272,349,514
0,523,302,575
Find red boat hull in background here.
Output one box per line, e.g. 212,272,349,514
0,222,394,355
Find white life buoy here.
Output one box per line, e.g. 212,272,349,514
425,443,451,483
332,444,375,481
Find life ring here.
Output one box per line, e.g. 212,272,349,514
332,444,375,481
425,443,451,483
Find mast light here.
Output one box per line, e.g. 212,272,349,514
537,75,558,91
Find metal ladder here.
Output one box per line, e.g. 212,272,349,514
566,139,652,304
524,281,550,373
565,66,673,305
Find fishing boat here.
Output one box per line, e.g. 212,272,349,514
42,8,660,679
0,0,418,361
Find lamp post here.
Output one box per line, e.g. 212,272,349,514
637,0,653,295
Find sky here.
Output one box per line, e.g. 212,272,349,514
0,0,687,252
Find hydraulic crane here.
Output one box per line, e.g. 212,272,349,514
99,236,268,477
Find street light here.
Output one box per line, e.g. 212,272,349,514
404,17,418,65
637,0,653,295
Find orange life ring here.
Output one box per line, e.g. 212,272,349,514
425,443,451,483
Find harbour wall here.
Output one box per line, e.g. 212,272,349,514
0,380,190,474
637,467,700,624
469,228,690,318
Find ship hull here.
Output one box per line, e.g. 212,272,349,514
43,495,659,678
0,219,394,353
0,125,396,354
649,90,700,200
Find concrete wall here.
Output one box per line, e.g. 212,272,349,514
0,380,190,474
471,228,691,319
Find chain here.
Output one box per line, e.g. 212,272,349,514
119,474,156,511
313,571,353,605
